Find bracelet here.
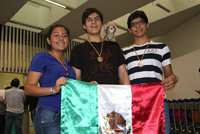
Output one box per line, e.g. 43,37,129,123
50,86,56,95
174,75,179,83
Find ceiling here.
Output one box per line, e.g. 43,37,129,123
0,0,200,48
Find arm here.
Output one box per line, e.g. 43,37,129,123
24,71,67,96
24,95,28,112
161,64,177,91
72,66,98,84
4,99,6,105
118,64,131,85
72,66,81,81
3,91,6,105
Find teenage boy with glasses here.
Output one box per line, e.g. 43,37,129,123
123,10,178,134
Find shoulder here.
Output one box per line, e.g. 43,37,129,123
0,89,5,93
32,52,51,62
150,41,168,48
19,89,25,94
150,41,170,55
0,90,4,96
30,52,51,70
122,45,132,51
33,52,49,58
122,45,133,54
104,41,122,50
72,41,88,50
104,41,119,46
17,89,25,96
71,42,89,56
32,52,50,61
5,88,13,93
0,90,5,97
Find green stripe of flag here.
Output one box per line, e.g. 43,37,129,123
61,78,98,134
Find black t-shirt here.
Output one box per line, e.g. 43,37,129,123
70,41,125,84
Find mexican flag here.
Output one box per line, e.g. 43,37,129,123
61,79,165,134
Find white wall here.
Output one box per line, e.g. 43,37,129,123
168,49,200,100
153,13,200,100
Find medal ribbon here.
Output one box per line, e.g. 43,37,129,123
49,51,70,77
132,42,150,66
88,40,104,62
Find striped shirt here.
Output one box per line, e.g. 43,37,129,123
3,87,25,114
123,41,171,85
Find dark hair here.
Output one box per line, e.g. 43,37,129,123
19,86,24,90
5,86,11,90
81,8,103,32
127,10,148,29
10,78,20,87
46,24,70,50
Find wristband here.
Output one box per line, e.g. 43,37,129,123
174,75,179,83
50,86,56,95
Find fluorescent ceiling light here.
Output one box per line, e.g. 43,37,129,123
44,0,66,8
155,3,171,13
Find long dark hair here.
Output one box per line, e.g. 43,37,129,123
46,24,70,50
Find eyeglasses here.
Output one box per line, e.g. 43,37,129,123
131,20,146,27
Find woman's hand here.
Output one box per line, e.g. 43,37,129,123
90,81,98,84
53,77,67,94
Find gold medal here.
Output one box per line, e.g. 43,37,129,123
138,61,144,67
97,56,103,62
88,40,104,63
133,41,150,67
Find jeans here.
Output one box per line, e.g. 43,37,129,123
0,114,5,134
34,106,61,134
5,111,23,134
164,100,170,134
